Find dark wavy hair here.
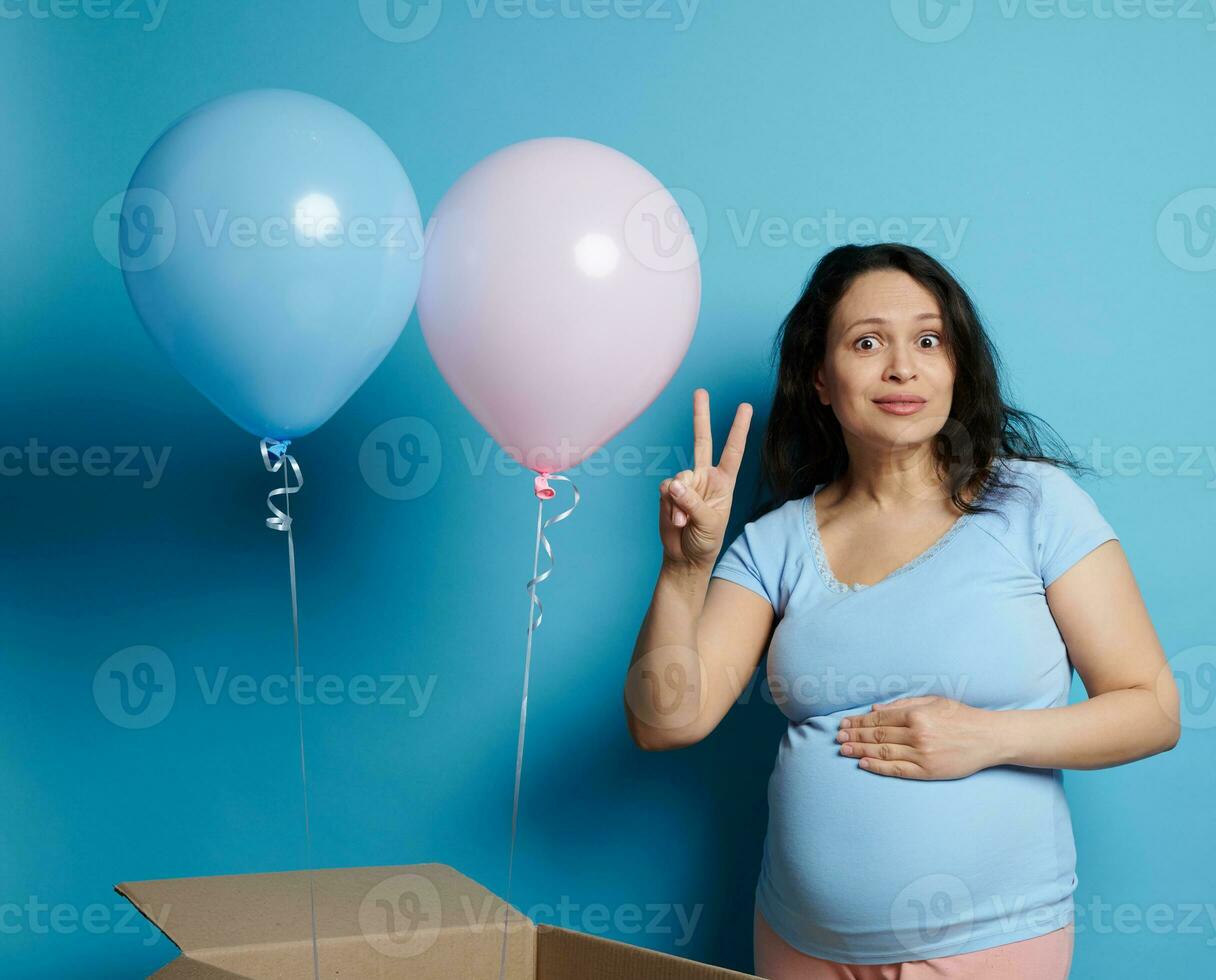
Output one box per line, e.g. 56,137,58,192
748,243,1086,523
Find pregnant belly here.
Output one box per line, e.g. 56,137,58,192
760,716,1077,960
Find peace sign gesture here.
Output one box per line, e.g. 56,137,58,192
659,388,753,570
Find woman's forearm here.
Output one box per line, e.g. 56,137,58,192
990,687,1180,771
624,559,712,750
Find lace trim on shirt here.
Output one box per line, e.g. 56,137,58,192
803,489,978,594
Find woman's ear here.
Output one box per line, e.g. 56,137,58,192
813,365,830,406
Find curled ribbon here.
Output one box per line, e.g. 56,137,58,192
525,473,580,632
259,438,303,532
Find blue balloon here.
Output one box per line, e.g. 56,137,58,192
119,89,423,440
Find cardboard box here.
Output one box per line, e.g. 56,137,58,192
116,862,760,978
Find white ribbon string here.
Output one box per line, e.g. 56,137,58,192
259,438,320,980
497,474,580,980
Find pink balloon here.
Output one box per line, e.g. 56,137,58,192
417,137,701,476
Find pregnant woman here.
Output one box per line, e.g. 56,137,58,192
623,243,1181,979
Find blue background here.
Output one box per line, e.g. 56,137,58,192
2,1,1213,976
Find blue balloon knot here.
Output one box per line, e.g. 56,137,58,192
267,440,291,459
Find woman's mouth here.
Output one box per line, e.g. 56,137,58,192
873,397,926,416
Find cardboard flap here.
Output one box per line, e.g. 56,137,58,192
151,957,250,979
536,924,757,979
116,863,536,978
115,863,758,978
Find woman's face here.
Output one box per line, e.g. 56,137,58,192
813,268,956,453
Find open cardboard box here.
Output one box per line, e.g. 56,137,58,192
116,862,760,978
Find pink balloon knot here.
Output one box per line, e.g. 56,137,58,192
534,475,556,500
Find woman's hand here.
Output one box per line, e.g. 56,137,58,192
659,388,753,572
835,696,1004,780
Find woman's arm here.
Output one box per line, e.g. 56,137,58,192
625,563,774,751
623,389,775,751
989,538,1181,769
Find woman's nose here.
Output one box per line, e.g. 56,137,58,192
884,351,917,380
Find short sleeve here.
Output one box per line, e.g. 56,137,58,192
1035,465,1120,588
710,509,787,610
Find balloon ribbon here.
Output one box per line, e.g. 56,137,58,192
260,438,319,980
496,473,580,980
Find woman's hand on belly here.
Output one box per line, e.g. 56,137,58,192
835,695,1003,780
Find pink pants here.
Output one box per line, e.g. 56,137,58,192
753,903,1074,979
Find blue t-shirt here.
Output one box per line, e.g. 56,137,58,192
711,457,1119,964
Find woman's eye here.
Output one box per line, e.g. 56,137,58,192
853,333,943,352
